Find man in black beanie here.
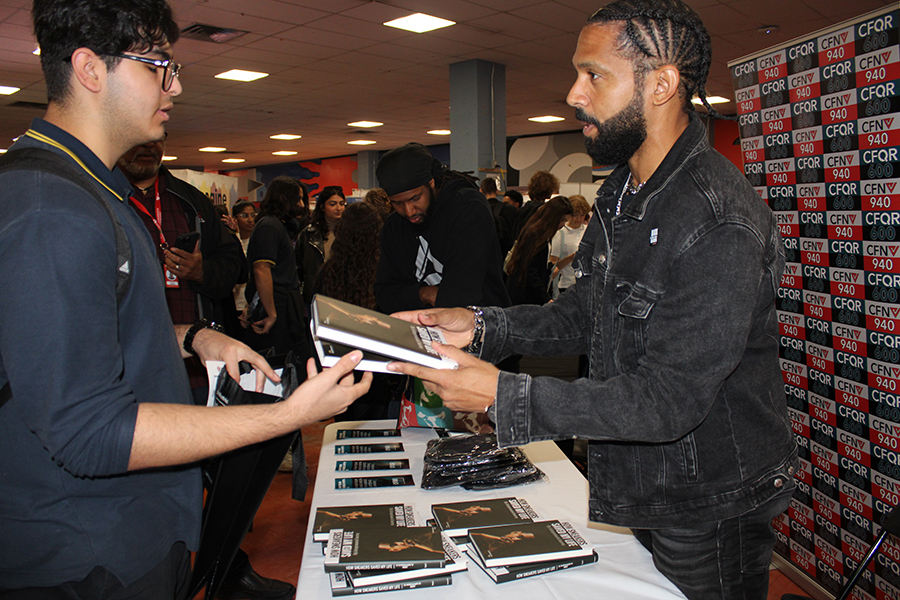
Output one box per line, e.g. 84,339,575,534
374,142,510,312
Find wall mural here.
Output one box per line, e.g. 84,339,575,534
255,155,359,201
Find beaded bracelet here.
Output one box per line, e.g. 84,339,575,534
465,306,485,354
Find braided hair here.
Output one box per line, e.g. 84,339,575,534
588,0,730,119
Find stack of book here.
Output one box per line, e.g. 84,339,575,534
323,525,467,595
429,497,597,584
430,497,539,548
465,520,597,583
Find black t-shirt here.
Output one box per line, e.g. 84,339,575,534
246,214,300,292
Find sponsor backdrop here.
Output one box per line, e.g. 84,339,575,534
729,5,900,598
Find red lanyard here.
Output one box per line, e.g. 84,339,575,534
129,179,168,248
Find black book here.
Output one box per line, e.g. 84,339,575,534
312,504,417,543
469,548,599,583
324,526,445,572
329,571,451,596
311,295,457,370
431,497,539,537
346,534,466,586
467,520,594,568
311,324,394,373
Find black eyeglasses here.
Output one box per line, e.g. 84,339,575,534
111,54,182,91
236,212,257,219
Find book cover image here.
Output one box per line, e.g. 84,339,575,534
312,504,417,542
334,443,403,454
467,521,593,567
324,526,446,572
335,459,410,471
336,429,400,439
311,295,456,370
335,475,415,490
431,497,538,536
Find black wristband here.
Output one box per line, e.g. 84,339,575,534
183,319,223,355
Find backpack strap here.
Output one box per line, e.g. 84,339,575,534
0,148,134,412
0,147,132,301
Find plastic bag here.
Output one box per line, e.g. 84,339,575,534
420,433,546,490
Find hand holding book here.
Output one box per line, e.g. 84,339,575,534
388,307,476,349
386,343,500,415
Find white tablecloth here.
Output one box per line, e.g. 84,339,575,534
297,421,686,599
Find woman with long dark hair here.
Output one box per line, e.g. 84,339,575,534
317,202,381,310
297,185,346,303
315,202,392,420
505,195,573,305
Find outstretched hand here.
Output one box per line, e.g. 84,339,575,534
283,353,373,423
387,343,498,413
390,307,475,349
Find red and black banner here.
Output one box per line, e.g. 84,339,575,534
731,6,900,598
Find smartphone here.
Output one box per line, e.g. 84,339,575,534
173,231,200,252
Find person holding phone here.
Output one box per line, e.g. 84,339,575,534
118,136,247,341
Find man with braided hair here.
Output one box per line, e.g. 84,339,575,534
387,1,797,598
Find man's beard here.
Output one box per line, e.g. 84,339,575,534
410,185,436,230
119,150,162,182
577,90,647,167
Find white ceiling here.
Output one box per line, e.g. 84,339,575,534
0,0,894,169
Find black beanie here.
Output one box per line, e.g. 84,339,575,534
376,142,440,196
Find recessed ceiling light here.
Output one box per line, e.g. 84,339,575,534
348,121,383,128
692,96,730,105
199,147,226,152
0,86,20,95
32,47,40,56
272,151,298,156
222,158,245,163
161,155,177,161
529,115,565,123
0,149,7,154
215,69,268,82
270,134,302,140
384,13,455,34
348,140,377,146
427,130,451,136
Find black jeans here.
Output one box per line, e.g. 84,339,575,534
632,490,792,600
0,542,190,600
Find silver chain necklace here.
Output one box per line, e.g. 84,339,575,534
615,174,644,216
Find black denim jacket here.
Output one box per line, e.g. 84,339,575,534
483,114,798,528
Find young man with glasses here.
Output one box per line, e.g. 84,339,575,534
0,1,370,598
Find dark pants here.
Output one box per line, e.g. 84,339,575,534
632,489,792,600
0,542,190,600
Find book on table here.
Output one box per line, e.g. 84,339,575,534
310,294,457,370
328,572,451,596
345,534,466,586
324,526,445,572
466,520,594,568
312,504,417,543
431,497,539,537
468,547,599,583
